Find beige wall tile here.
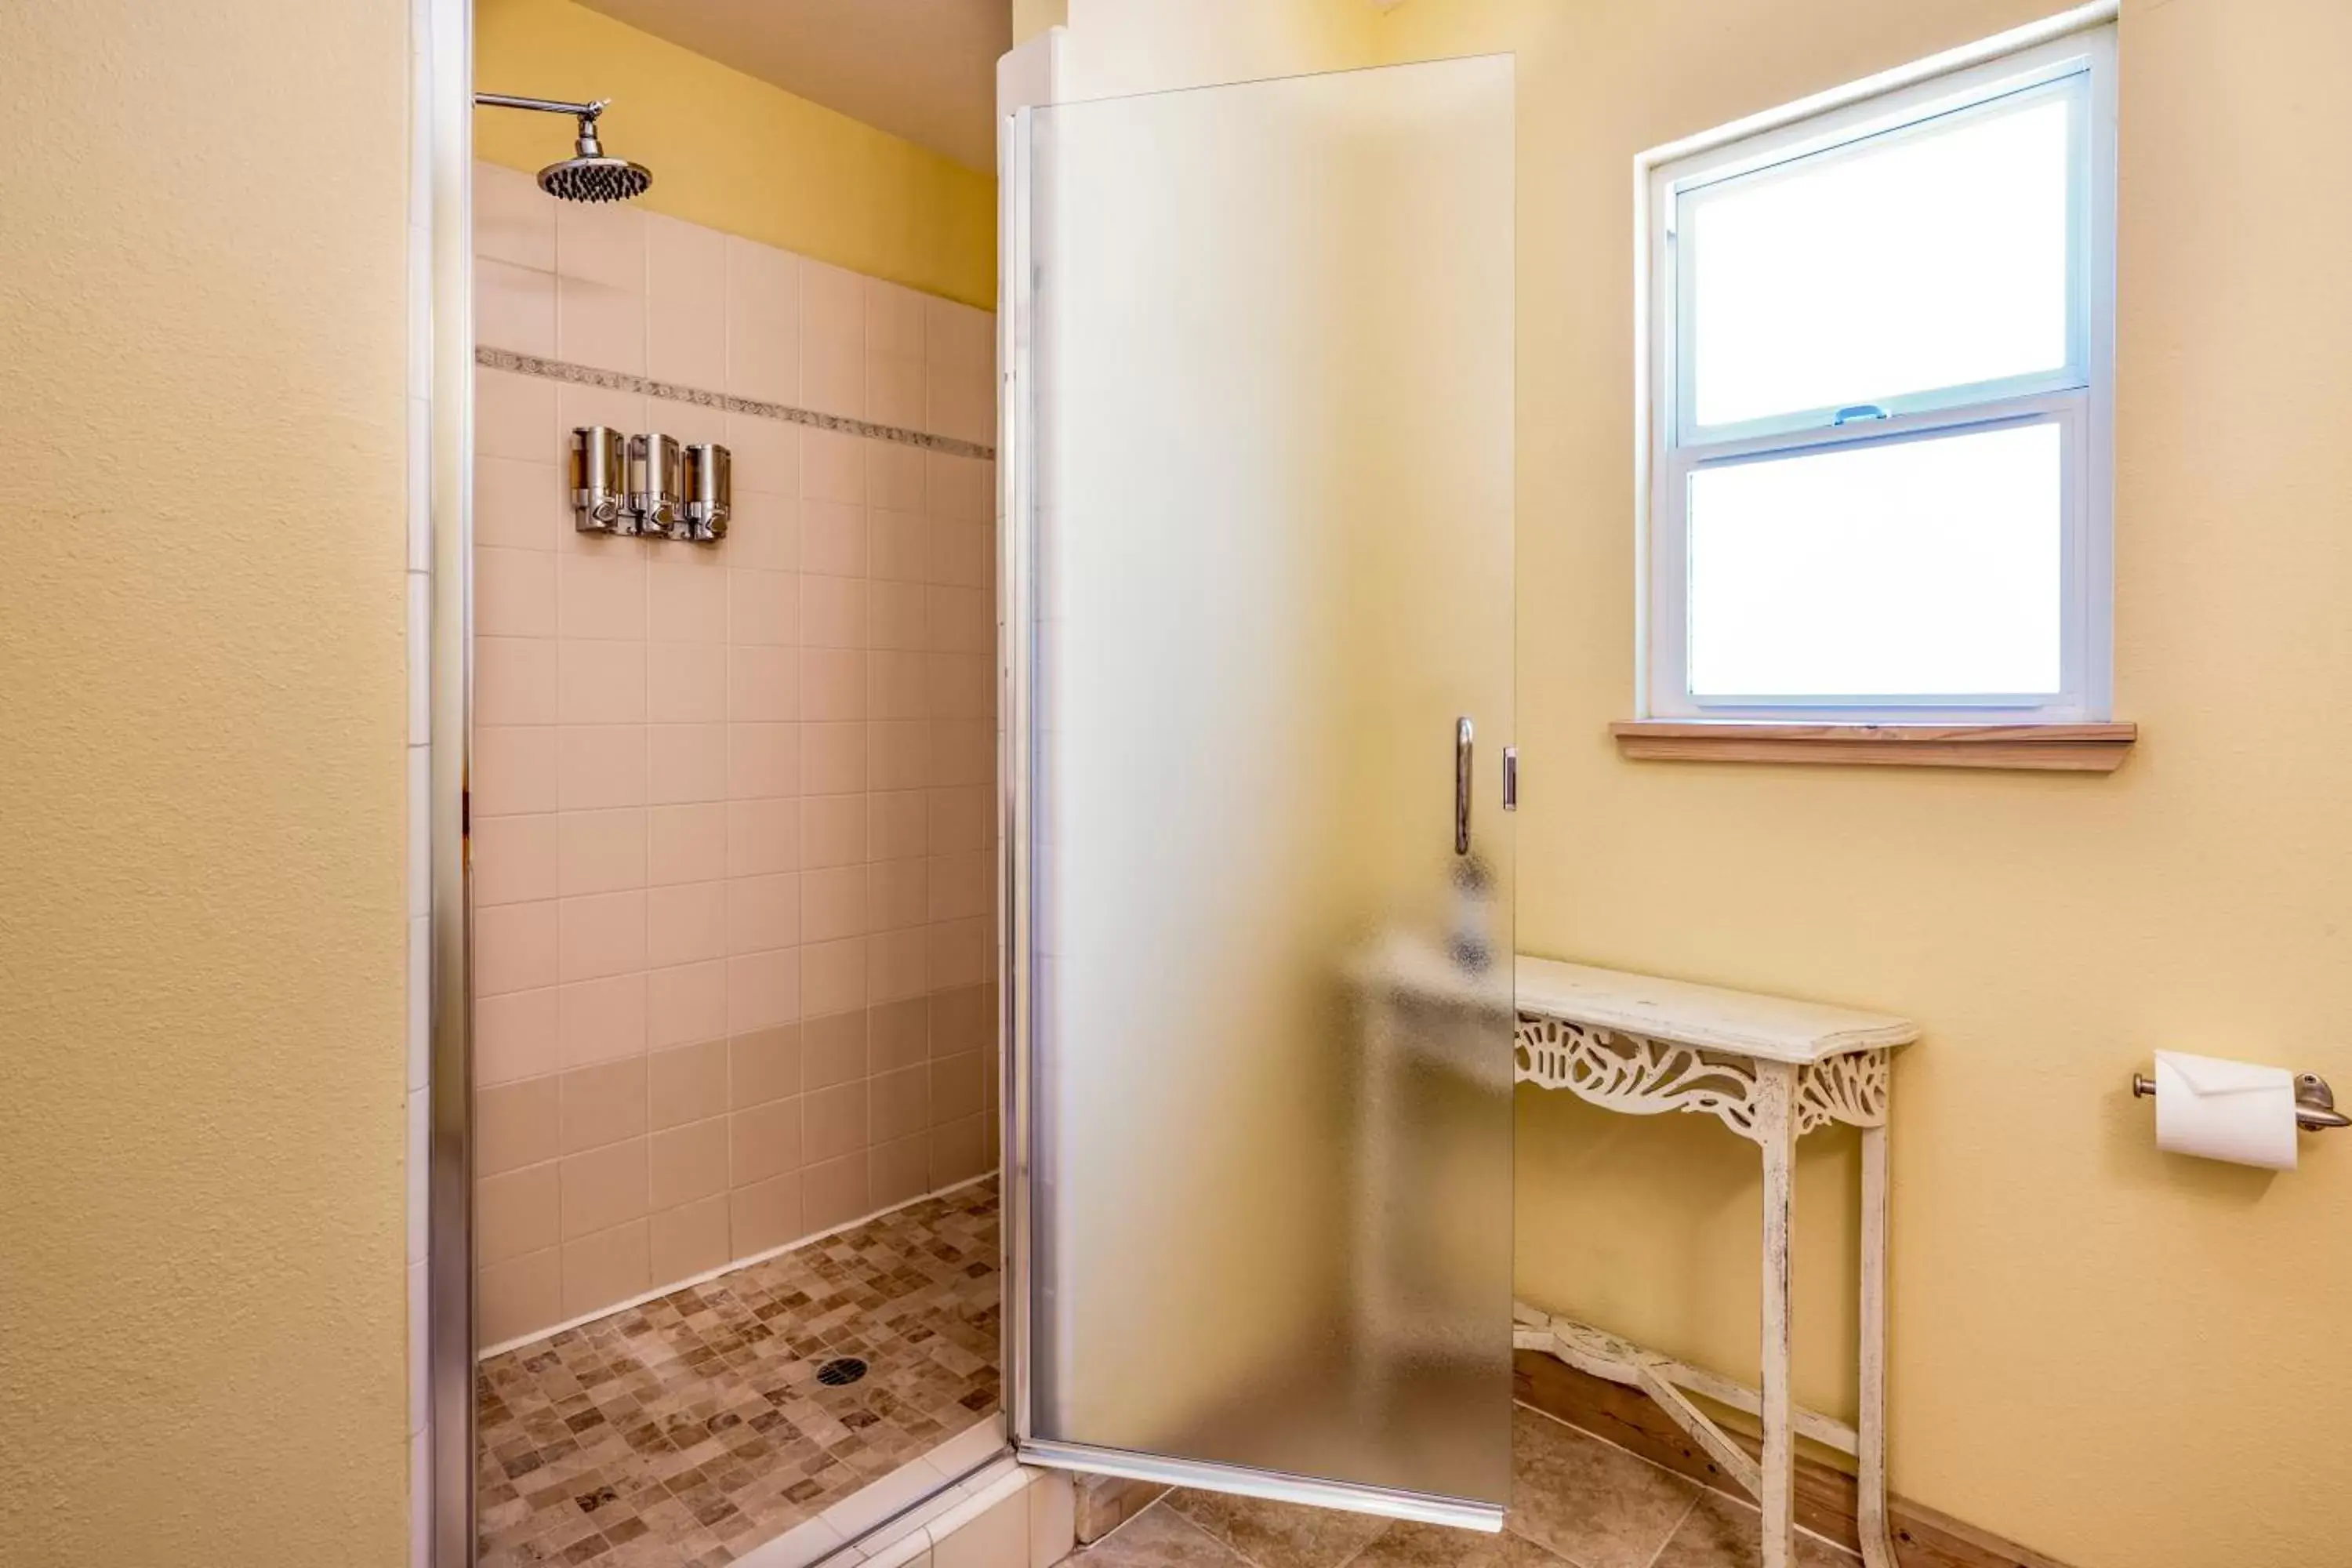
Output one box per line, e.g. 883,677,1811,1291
729,1171,801,1257
726,872,800,955
927,786,989,855
724,235,800,405
649,559,729,644
475,636,558,726
801,935,868,1018
870,856,928,933
560,1218,650,1320
561,1057,648,1154
931,1115,989,1189
648,1117,728,1210
647,642,728,723
476,987,561,1087
559,638,648,726
931,521,991,589
478,1246,562,1347
474,725,561,818
804,429,866,504
726,946,800,1033
560,1137,649,1239
869,927,929,1005
869,720,929,792
803,329,864,419
474,454,564,554
726,797,798,877
869,1134,928,1210
477,546,557,638
868,441,926,511
729,1025,802,1109
554,383,646,446
801,865,871,945
803,1078,869,1165
559,808,648,898
648,1194,731,1284
559,889,647,982
802,576,868,652
870,649,928,722
728,645,799,723
801,500,868,577
647,960,727,1051
931,1051,985,1125
476,899,558,997
647,880,727,968
649,803,728,885
727,412,799,498
559,550,647,641
478,1163,561,1267
872,1063,931,1145
803,647,869,724
803,722,869,796
933,1480,1029,1568
557,973,647,1069
728,1097,802,1186
648,1038,730,1130
866,279,924,361
801,1010,868,1090
801,793,869,868
927,452,989,524
559,724,649,811
928,918,989,989
871,578,928,652
558,274,646,375
474,813,558,908
477,1076,561,1177
648,723,727,805
931,985,990,1058
647,213,726,389
476,260,556,358
927,851,990,923
728,723,800,801
868,353,924,429
872,791,929,861
475,162,555,270
556,198,646,291
870,998,929,1073
871,510,929,585
727,567,800,647
803,1153,870,1234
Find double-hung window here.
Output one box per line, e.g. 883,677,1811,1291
1643,26,2116,724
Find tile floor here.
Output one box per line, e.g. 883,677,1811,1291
1067,1409,1857,1568
476,1178,1000,1566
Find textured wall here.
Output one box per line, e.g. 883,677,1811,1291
0,2,413,1563
1040,2,2352,1565
477,0,997,309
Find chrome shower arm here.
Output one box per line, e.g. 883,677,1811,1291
475,93,609,122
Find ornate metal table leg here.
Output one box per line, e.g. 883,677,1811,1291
1857,1095,1896,1568
1755,1062,1798,1568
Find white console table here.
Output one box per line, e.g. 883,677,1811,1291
1511,957,1918,1568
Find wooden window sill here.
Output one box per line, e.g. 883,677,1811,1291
1610,720,2137,772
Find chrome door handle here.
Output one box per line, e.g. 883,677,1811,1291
1454,717,1473,855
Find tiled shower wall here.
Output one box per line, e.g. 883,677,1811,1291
467,162,999,1348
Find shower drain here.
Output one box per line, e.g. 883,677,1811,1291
816,1356,869,1387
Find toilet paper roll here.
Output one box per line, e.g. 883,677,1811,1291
2154,1050,2299,1171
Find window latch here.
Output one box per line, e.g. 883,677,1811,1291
1832,404,1890,425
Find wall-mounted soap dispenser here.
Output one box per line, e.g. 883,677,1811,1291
569,426,626,532
626,432,683,536
677,443,731,543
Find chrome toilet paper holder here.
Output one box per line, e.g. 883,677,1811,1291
2131,1069,2350,1131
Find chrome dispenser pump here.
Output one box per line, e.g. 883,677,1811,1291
568,426,626,532
677,443,731,543
626,432,683,536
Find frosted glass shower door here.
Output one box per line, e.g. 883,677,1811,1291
1007,56,1516,1527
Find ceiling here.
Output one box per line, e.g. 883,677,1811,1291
579,0,1010,172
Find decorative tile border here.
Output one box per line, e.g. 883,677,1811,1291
477,347,996,462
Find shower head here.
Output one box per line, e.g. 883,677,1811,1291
475,93,652,205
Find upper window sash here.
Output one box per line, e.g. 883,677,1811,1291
1659,46,2102,452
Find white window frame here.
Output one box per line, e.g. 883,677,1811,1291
1637,20,2117,724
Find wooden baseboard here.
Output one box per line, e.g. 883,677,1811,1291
1514,1350,2077,1568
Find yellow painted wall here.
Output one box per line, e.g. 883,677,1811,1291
0,2,413,1564
1036,2,2352,1564
478,0,996,307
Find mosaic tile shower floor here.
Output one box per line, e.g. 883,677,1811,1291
477,1178,1000,1567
